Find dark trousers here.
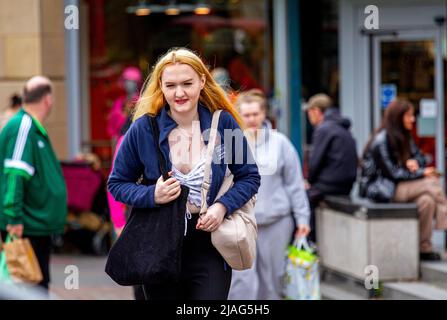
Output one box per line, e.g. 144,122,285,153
307,187,325,244
133,285,146,300
1,231,51,291
143,214,232,300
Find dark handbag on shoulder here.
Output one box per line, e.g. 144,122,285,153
359,151,395,203
105,116,189,286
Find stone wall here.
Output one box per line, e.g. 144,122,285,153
0,0,68,159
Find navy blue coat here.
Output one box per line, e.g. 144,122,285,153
308,107,358,195
107,104,261,216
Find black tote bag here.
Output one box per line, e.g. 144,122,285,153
105,116,189,286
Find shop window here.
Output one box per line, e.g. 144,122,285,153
85,0,273,172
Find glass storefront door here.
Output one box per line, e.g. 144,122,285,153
373,31,444,179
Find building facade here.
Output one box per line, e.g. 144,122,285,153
4,0,443,178
0,0,68,157
1,0,303,172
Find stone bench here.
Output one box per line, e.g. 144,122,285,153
316,195,419,281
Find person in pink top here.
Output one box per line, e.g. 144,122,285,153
107,135,127,235
107,66,142,236
107,66,142,140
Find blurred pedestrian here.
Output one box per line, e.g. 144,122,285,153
359,98,447,261
228,89,310,300
107,48,260,300
0,76,68,292
107,66,143,237
304,93,358,244
0,94,22,131
107,66,142,141
211,67,238,104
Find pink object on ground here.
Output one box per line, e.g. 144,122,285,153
107,136,127,228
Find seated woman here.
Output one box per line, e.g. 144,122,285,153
359,98,447,261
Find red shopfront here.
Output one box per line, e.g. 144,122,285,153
83,0,273,173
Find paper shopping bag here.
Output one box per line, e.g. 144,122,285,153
3,236,43,284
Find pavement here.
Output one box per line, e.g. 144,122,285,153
49,254,134,300
40,231,447,300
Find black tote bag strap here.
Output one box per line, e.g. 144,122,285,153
149,116,170,181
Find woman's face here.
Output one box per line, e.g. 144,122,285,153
161,63,205,115
403,107,415,131
239,101,266,131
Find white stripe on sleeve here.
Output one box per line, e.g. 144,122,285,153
4,159,35,176
12,115,32,161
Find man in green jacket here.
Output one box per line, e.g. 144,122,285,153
0,76,67,291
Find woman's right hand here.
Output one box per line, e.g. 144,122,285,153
154,172,181,204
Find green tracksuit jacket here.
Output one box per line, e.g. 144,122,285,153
0,109,67,236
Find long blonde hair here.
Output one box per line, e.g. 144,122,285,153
133,48,243,127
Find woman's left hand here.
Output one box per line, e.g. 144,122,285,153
197,202,227,232
406,159,420,173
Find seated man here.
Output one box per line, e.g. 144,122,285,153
305,94,358,243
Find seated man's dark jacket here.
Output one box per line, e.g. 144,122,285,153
308,107,358,195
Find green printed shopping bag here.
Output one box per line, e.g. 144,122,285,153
284,236,320,300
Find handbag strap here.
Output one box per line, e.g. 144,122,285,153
200,110,222,214
148,116,170,181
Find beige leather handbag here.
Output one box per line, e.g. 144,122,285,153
200,110,257,271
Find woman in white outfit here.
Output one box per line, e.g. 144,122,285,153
228,89,311,300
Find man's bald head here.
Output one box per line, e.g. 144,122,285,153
23,76,53,104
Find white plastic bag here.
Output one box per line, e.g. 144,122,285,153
284,237,320,300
